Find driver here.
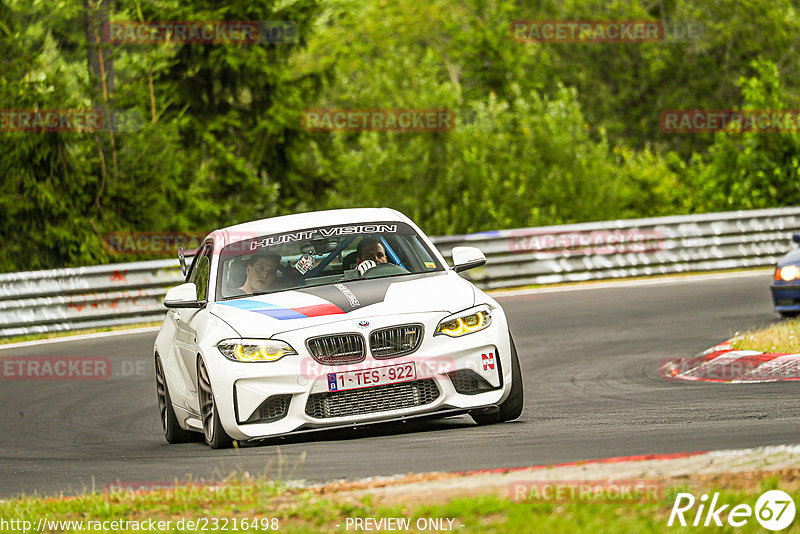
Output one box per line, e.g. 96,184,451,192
237,250,281,295
355,237,387,275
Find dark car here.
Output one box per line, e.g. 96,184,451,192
771,233,800,317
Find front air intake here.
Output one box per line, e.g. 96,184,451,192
305,379,440,418
447,369,499,395
241,394,292,424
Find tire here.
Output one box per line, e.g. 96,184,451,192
155,356,197,443
470,334,524,425
197,357,234,449
780,311,799,318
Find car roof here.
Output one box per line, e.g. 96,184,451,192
214,208,409,247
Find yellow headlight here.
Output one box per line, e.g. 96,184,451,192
779,265,800,281
435,309,491,337
218,340,296,362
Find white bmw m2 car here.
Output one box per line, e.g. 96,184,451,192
154,208,523,448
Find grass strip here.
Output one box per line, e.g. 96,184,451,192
0,473,797,533
731,319,800,354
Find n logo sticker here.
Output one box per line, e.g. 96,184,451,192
482,352,495,371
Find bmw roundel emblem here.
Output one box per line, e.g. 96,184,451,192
358,320,370,327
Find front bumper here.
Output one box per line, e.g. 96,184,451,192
242,405,494,444
770,282,800,313
202,310,513,441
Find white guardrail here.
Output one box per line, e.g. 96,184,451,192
1,207,799,337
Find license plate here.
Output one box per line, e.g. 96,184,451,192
327,362,416,392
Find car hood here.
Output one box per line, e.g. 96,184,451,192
209,271,475,338
778,246,800,267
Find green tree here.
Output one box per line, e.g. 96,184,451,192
299,0,681,234
0,0,325,271
686,60,800,211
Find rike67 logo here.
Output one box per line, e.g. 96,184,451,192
668,490,796,531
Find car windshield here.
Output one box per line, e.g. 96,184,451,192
216,221,444,300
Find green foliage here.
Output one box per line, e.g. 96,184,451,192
513,0,800,158
0,1,100,271
686,59,800,211
301,0,682,235
0,0,324,270
313,85,681,235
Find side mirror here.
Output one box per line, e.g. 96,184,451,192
793,233,800,245
178,246,197,277
164,283,204,309
451,246,487,273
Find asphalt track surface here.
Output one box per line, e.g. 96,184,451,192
1,271,798,497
